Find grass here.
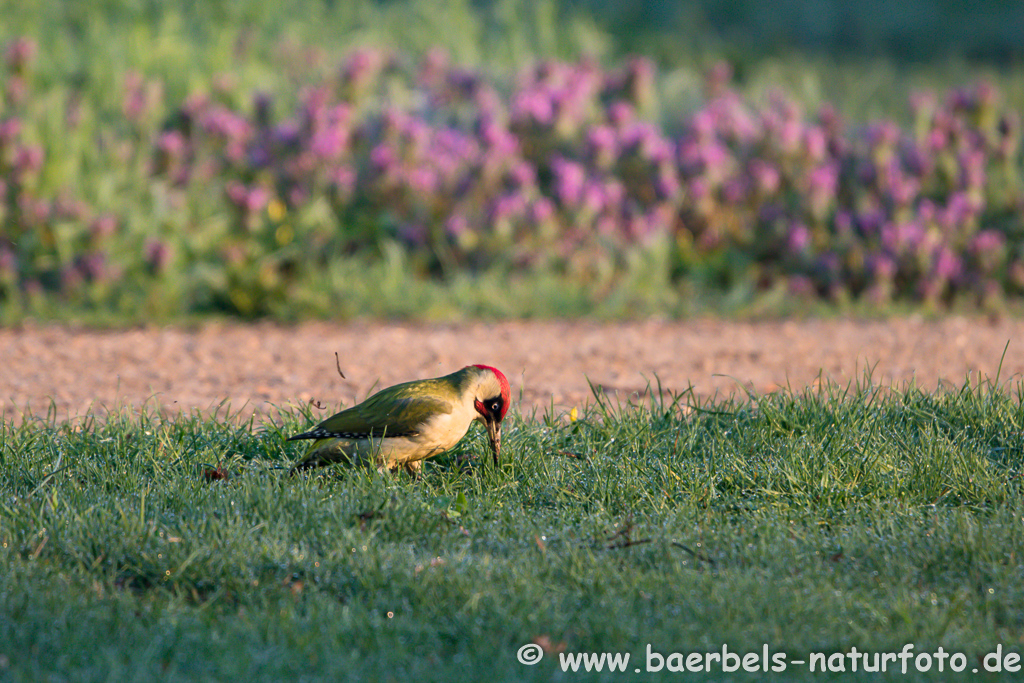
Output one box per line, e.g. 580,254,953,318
2,372,1024,681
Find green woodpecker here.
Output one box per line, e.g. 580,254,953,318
288,365,511,475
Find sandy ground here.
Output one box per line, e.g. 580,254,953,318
2,316,1023,423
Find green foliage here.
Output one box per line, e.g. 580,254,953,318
2,374,1023,679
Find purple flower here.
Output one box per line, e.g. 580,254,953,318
0,244,16,276
253,91,273,127
959,149,986,190
398,222,426,246
404,166,437,194
157,130,186,157
749,160,781,195
917,199,936,224
788,222,811,253
689,109,717,141
932,246,962,281
927,126,948,152
419,47,449,85
868,252,897,281
5,76,25,107
908,90,936,119
972,229,1005,254
902,143,932,177
788,275,815,297
445,212,469,238
51,193,85,222
607,101,634,127
226,181,248,208
655,170,679,203
342,47,383,91
0,117,21,148
5,37,36,73
581,180,606,214
620,122,673,163
833,211,853,237
90,214,119,240
704,61,733,96
489,192,527,223
14,144,43,174
310,106,351,160
225,181,269,215
435,128,478,164
777,119,802,155
122,71,163,124
818,103,842,136
721,177,746,204
806,162,839,216
881,220,924,253
971,229,1007,273
145,239,170,273
478,116,517,156
939,192,979,231
697,141,733,184
507,161,536,190
595,214,617,236
288,187,307,207
711,94,760,144
512,90,554,126
551,157,586,207
246,186,269,215
77,252,108,282
868,120,900,149
202,106,251,141
803,126,827,162
370,143,396,170
586,125,618,169
530,197,556,224
331,165,357,195
273,121,301,148
888,171,920,207
856,209,885,237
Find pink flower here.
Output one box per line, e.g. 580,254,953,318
331,165,357,195
788,222,810,253
157,130,186,158
14,144,43,174
749,160,780,195
530,197,556,224
551,157,586,207
5,37,36,73
607,101,634,127
445,213,469,238
0,117,22,147
803,126,827,162
145,239,170,273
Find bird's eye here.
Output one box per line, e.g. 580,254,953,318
491,401,501,413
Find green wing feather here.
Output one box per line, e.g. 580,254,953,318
288,377,457,441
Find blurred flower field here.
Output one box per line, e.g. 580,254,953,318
1,30,1022,320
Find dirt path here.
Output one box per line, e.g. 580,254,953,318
2,317,1022,423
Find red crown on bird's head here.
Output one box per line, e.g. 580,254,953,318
472,364,511,420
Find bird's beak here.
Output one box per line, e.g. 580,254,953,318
485,417,501,466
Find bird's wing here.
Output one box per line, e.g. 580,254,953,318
288,389,453,441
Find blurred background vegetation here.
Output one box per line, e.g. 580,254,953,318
1,0,1022,322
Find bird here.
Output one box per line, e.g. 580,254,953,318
288,364,511,475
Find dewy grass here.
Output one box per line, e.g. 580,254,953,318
2,372,1024,681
